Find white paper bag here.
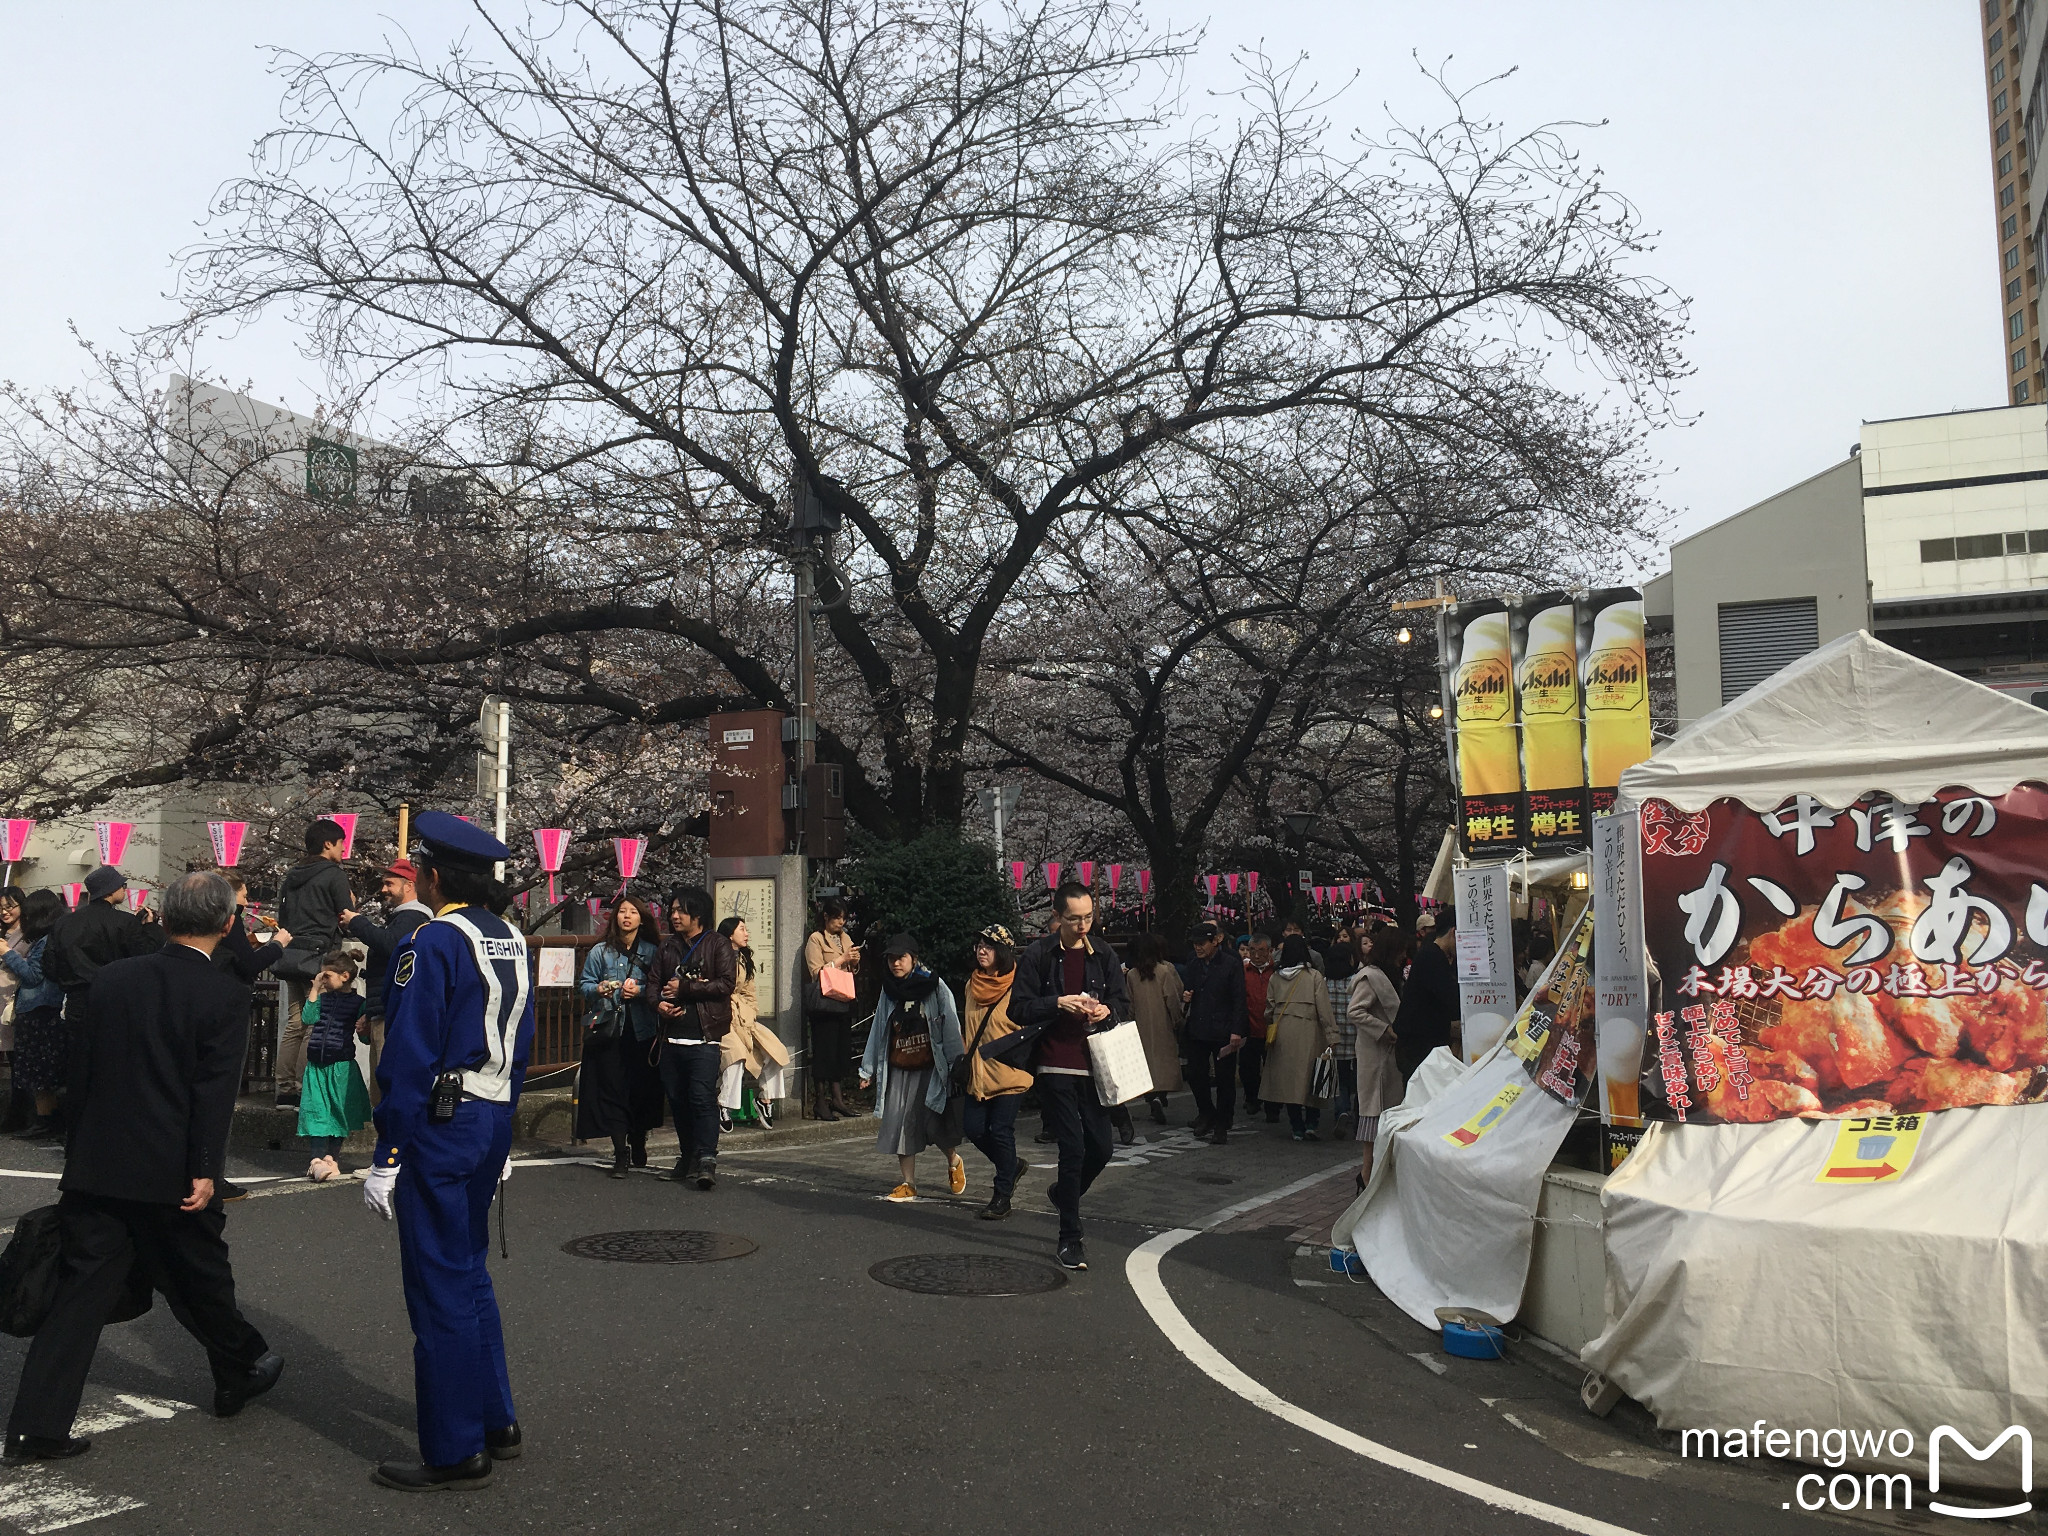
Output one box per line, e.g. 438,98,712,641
1087,1020,1154,1106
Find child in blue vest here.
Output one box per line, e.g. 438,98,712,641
299,949,371,1180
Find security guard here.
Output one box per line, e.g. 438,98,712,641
361,812,534,1492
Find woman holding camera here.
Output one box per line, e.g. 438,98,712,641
575,896,665,1178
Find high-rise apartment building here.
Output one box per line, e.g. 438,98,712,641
1996,0,2044,400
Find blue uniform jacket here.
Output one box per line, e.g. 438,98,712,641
372,906,535,1167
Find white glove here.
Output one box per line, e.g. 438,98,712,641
363,1165,398,1221
500,1156,513,1183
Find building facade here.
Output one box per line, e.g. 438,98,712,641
1663,404,2048,724
2002,0,2045,400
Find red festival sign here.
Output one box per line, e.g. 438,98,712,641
1637,786,2048,1125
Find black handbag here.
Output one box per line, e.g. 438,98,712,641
805,974,852,1017
0,1206,150,1338
584,1003,624,1041
269,946,322,984
978,1016,1050,1069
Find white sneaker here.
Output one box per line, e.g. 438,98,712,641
307,1156,339,1182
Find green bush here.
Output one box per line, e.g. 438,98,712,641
838,826,1019,986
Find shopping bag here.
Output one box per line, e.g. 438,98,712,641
1086,1020,1154,1106
819,967,857,1002
1311,1049,1336,1101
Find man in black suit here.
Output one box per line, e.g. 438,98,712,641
4,871,283,1465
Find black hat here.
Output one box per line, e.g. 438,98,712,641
83,865,127,901
413,810,510,869
1191,921,1223,942
882,932,919,960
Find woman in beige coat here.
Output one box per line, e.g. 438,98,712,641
1262,934,1337,1140
1348,925,1410,1185
717,916,789,1129
1122,932,1184,1124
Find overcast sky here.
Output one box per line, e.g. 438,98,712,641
0,2,1999,567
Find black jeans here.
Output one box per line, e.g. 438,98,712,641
1237,1037,1265,1106
1036,1074,1113,1242
9,1192,268,1439
808,1011,852,1083
1183,1040,1238,1130
962,1093,1022,1202
1284,1102,1322,1133
658,1042,722,1168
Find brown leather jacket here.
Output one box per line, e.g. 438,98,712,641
659,928,736,1039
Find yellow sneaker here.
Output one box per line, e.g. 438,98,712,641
887,1183,917,1202
948,1155,967,1196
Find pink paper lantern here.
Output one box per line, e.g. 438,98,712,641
1078,860,1095,888
1313,886,1327,905
1010,861,1027,890
62,883,83,908
322,813,359,860
1224,873,1240,896
533,828,570,903
127,888,150,913
1137,869,1151,896
95,821,134,867
2,819,33,864
1107,863,1122,893
207,820,248,868
1044,861,1061,889
1246,871,1260,896
1203,874,1220,901
586,897,604,922
613,837,646,882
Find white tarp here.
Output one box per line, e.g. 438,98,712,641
1617,630,2048,813
1336,1044,1579,1330
1583,1108,2048,1477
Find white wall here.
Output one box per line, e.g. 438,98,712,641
1860,403,2048,601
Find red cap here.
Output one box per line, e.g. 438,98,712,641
382,859,419,882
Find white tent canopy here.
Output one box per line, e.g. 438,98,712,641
1618,630,2048,813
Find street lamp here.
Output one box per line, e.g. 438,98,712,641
1282,811,1316,841
1395,626,1413,645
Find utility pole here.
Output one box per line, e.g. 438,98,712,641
785,479,836,852
479,697,511,881
975,786,1021,868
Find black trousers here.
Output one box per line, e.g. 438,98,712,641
962,1093,1021,1202
9,1192,268,1439
1036,1074,1113,1242
807,1011,852,1083
658,1042,722,1168
1237,1037,1265,1106
1183,1041,1239,1130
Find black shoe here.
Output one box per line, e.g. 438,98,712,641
1116,1120,1135,1147
1149,1097,1168,1125
668,1159,693,1183
1301,1129,1320,1142
1034,1126,1056,1143
2,1432,90,1465
1056,1240,1087,1271
485,1422,522,1461
1243,1097,1261,1115
214,1351,284,1418
718,1107,733,1133
1188,1117,1212,1138
978,1197,1012,1221
218,1179,250,1202
608,1156,628,1180
274,1092,300,1109
695,1159,716,1191
1206,1128,1229,1146
1264,1108,1281,1124
629,1139,648,1168
757,1098,774,1128
371,1452,493,1491
12,1118,56,1142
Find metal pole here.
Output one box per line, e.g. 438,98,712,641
396,803,410,858
493,701,510,882
993,792,1005,865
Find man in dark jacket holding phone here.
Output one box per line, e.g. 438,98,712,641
4,872,281,1465
1180,922,1248,1145
657,886,735,1190
1009,880,1130,1272
273,820,354,1108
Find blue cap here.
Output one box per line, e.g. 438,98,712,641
412,811,510,868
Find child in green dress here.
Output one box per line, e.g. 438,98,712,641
298,950,372,1180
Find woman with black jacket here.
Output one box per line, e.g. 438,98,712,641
575,896,666,1178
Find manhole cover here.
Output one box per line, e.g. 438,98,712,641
560,1230,758,1264
869,1253,1067,1297
1194,1174,1235,1185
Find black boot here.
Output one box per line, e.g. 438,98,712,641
629,1134,647,1167
371,1452,492,1491
1148,1094,1168,1125
609,1137,629,1179
695,1158,717,1191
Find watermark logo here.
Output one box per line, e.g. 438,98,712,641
1928,1425,2031,1520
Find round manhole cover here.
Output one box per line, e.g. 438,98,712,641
869,1253,1067,1297
1194,1173,1235,1185
560,1230,758,1264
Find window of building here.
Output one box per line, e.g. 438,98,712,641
2001,119,2013,144
1987,0,1999,21
2017,348,2031,371
1719,598,1819,706
2033,529,2048,552
1997,89,2011,113
2004,182,2018,206
2005,214,2020,238
2002,151,2015,175
1922,538,1957,562
2021,380,2034,402
1995,58,2008,83
2009,244,2024,269
1992,27,2005,51
2010,277,2025,300
1960,533,2009,559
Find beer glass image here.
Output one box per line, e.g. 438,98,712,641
1518,602,1584,792
1582,599,1650,788
1596,1014,1645,1123
1454,609,1519,794
1464,1009,1511,1062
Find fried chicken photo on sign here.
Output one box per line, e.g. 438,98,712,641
1884,992,1964,1059
1747,905,1844,980
1884,1055,2028,1112
1696,1033,1824,1122
1760,991,1915,1095
1958,980,2048,1072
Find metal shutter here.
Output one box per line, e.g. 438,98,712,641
1718,597,1819,704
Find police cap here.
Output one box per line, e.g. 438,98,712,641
412,810,510,870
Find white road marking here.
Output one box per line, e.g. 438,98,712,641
1127,1225,1648,1536
71,1394,191,1437
0,1170,61,1180
1409,1351,1449,1376
0,1470,143,1534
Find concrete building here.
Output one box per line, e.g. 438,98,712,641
1992,0,2042,402
1661,403,2048,724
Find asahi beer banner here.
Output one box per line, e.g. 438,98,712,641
1637,786,2048,1126
1578,588,1652,816
1453,863,1517,1062
1446,599,1521,853
1513,592,1587,852
1591,809,1649,1125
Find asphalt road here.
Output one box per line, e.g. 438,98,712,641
0,1104,1849,1536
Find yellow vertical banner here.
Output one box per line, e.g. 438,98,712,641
1447,601,1522,853
1514,593,1587,850
1578,588,1652,812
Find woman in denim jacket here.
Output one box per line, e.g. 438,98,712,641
575,896,665,1177
1,892,67,1140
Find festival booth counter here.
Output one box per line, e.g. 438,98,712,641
1339,633,2048,1481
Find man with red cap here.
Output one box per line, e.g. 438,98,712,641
342,859,432,1108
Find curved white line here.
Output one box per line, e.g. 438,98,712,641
1126,1229,1647,1536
